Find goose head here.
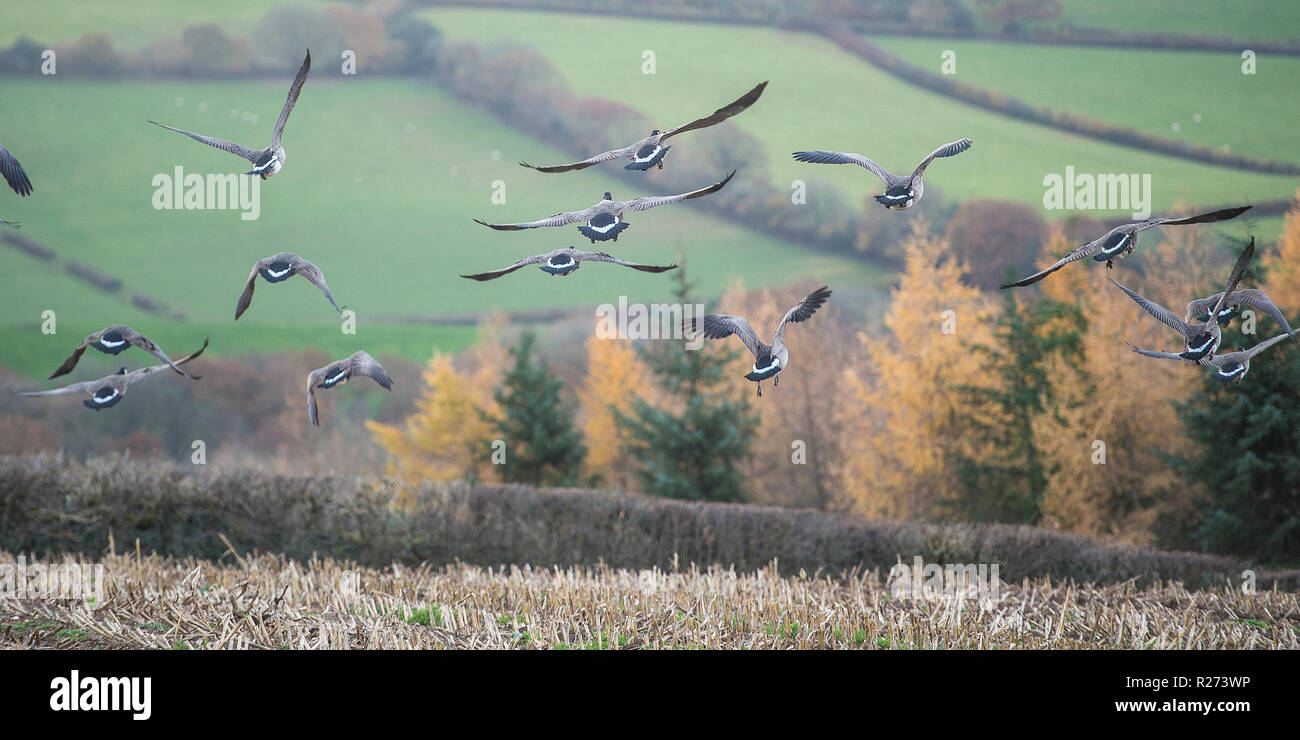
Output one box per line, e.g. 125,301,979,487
602,192,613,201
651,129,661,136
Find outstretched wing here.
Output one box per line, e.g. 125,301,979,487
1209,236,1255,318
460,254,551,281
577,251,677,273
149,120,260,164
910,138,972,180
791,151,890,183
662,81,768,140
695,314,762,359
234,259,267,320
48,329,103,379
1111,278,1192,338
473,208,589,230
292,257,343,313
125,338,209,383
1133,205,1253,233
350,352,393,390
306,369,324,427
271,50,311,149
619,170,735,213
774,286,832,346
8,378,98,398
1000,232,1114,289
0,145,33,197
123,327,197,378
1212,332,1293,365
519,146,635,174
1122,339,1186,362
1236,289,1295,336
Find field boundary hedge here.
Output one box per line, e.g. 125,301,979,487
1,455,1275,589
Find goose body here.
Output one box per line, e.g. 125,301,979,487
1112,237,1255,364
474,171,735,244
792,138,970,211
461,247,676,281
520,82,767,174
1185,288,1295,336
235,251,342,319
150,50,309,180
1127,332,1291,384
1001,205,1252,288
9,339,207,411
0,144,33,227
690,286,832,396
306,351,392,426
50,324,199,379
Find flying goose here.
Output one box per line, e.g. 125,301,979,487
461,246,677,281
150,49,310,179
474,171,735,243
688,286,832,397
49,325,199,379
1110,237,1255,364
519,81,768,173
235,252,342,320
8,339,207,411
1000,205,1252,288
792,138,971,211
307,351,392,427
1126,332,1292,384
1185,288,1294,336
0,145,33,227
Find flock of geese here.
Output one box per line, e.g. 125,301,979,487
2,49,1291,424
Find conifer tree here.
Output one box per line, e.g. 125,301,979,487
486,331,587,486
616,268,759,502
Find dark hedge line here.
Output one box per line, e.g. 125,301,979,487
0,455,1264,589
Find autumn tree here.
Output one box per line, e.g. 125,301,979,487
578,331,655,489
944,199,1049,290
836,219,1000,519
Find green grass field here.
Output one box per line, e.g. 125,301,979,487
422,8,1299,219
0,0,305,48
872,36,1300,165
1014,0,1300,42
0,78,885,378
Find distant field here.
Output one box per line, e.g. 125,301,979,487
0,79,885,377
422,8,1299,220
1000,0,1300,42
873,36,1300,165
0,0,299,48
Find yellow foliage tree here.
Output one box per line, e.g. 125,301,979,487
367,319,506,487
836,220,1000,519
1034,225,1208,543
1262,191,1300,319
578,331,655,488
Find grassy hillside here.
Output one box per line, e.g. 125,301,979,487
0,78,885,377
422,7,1299,219
873,36,1300,165
0,0,298,48
1011,0,1300,41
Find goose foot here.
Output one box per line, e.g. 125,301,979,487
756,384,762,398
773,374,779,388
1106,260,1114,270
657,161,664,170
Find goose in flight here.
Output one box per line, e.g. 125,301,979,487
1185,287,1294,336
1000,205,1252,288
461,247,677,281
49,325,199,379
1126,332,1292,384
1110,237,1255,364
150,50,310,179
688,286,832,397
235,252,343,320
8,339,208,411
520,81,768,173
474,171,735,243
0,145,33,227
307,351,392,427
792,138,971,210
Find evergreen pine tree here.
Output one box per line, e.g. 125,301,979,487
615,268,759,502
1172,323,1300,563
485,331,587,486
950,288,1085,522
